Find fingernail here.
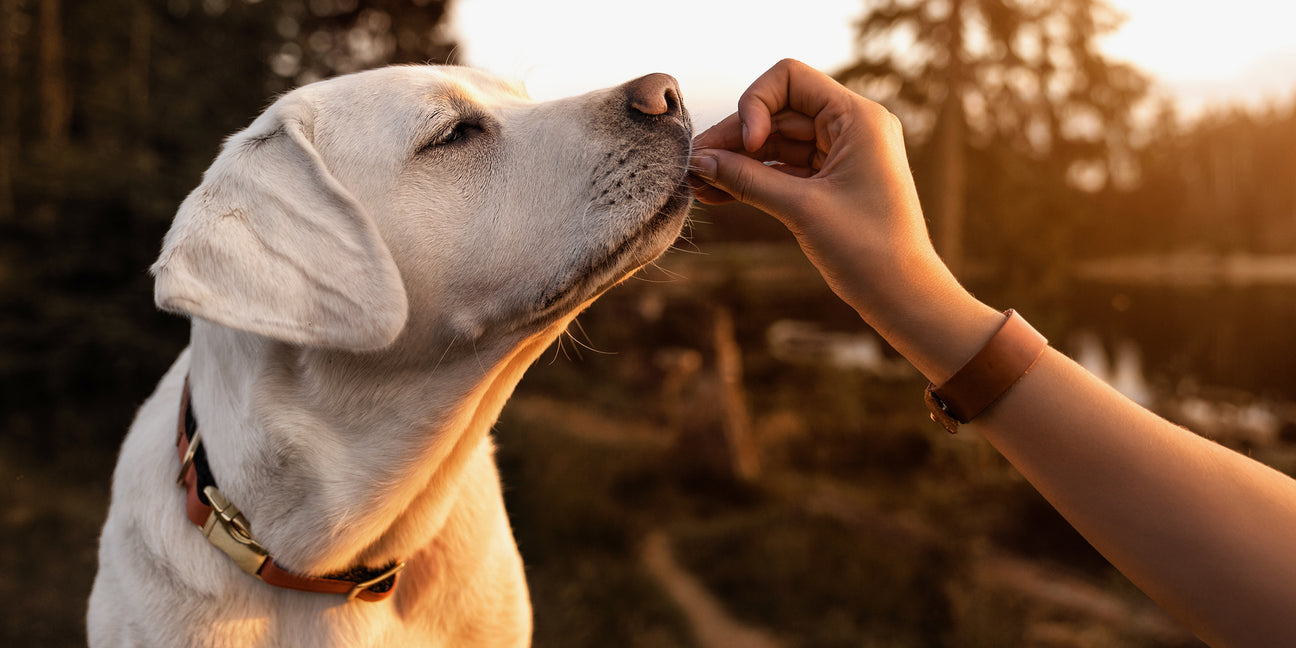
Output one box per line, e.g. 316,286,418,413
691,153,717,180
741,122,750,148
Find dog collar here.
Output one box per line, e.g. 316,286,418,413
175,375,404,602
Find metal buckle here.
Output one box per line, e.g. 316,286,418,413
346,561,406,602
177,430,202,486
201,485,270,576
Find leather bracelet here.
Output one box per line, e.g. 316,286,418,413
924,310,1048,434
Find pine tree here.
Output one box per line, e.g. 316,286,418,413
0,0,460,457
838,0,1148,275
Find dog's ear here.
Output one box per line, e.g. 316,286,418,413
151,100,408,350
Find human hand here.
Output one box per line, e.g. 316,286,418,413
689,59,953,322
689,59,1001,381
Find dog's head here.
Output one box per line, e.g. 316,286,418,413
152,65,692,352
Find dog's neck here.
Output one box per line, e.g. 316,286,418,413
184,316,569,580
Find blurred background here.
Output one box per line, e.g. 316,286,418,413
2,0,1295,645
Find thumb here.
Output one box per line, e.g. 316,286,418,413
691,148,804,218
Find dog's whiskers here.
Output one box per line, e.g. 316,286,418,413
566,318,613,356
547,332,572,364
470,337,487,377
431,333,462,374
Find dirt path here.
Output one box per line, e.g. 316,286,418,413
640,529,786,648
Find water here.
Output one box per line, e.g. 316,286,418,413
1061,282,1296,403
758,278,1296,441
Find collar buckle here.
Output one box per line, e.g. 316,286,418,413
201,485,270,576
177,429,201,486
347,562,406,602
177,375,404,602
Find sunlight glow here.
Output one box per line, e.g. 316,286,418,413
1102,0,1296,111
449,0,862,129
450,0,1296,124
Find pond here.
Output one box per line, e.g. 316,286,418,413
1062,281,1296,404
749,278,1296,441
646,245,1296,442
1049,280,1296,442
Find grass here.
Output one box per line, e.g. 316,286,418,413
0,443,108,648
4,248,1206,647
671,506,956,648
496,277,1203,647
493,404,697,648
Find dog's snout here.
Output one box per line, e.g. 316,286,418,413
625,73,682,117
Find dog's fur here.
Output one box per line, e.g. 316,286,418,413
87,65,692,647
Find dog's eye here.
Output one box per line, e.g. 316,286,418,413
425,122,481,150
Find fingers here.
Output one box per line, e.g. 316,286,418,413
688,177,735,205
690,124,821,205
693,109,821,175
687,60,853,211
770,110,817,142
689,163,816,206
688,147,805,216
695,109,817,151
737,59,848,152
693,112,743,151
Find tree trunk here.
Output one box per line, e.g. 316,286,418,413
128,0,155,194
0,0,22,221
129,0,150,124
37,0,67,144
931,0,967,276
35,0,66,224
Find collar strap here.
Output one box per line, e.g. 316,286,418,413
176,376,404,602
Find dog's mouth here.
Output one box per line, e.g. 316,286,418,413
520,169,692,331
563,177,691,296
503,83,695,337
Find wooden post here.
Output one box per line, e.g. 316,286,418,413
712,305,761,483
0,0,22,221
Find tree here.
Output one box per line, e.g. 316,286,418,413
1101,100,1296,257
0,0,21,221
0,0,459,458
838,0,1148,276
274,0,456,85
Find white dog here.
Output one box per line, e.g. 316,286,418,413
87,65,692,647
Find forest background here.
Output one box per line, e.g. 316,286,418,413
2,1,1294,646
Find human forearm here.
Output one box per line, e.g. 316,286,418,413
975,348,1296,647
841,250,1002,386
870,267,1296,645
691,58,1296,647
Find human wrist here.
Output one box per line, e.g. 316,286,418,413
858,256,1003,384
924,309,1049,433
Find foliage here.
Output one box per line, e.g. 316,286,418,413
673,506,956,648
1085,102,1296,257
0,0,457,459
271,0,456,84
837,0,1149,277
494,405,698,648
841,0,1147,163
1,2,1292,646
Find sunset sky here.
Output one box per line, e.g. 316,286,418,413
451,0,1296,128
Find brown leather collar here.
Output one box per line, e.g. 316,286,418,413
176,375,404,602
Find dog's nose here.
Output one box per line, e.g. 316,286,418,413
625,73,682,117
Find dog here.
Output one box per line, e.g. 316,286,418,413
87,64,692,647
